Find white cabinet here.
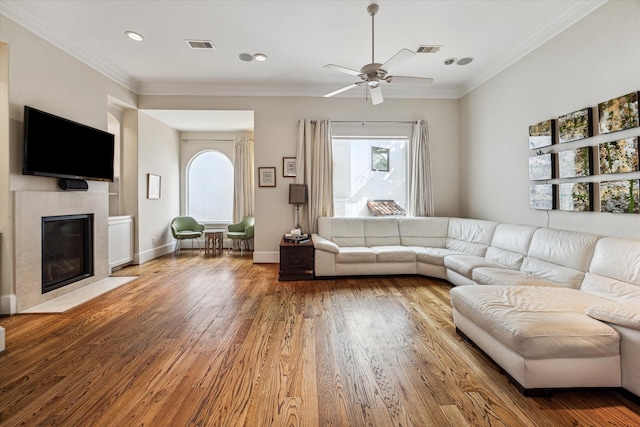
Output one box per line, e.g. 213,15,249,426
108,216,134,270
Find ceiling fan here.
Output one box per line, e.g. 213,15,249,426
323,3,434,105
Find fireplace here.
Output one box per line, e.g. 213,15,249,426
42,214,94,294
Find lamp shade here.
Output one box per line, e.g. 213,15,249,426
289,184,307,205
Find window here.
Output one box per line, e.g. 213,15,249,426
187,151,233,223
333,138,408,217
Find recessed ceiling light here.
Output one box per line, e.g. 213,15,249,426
443,58,457,66
253,53,268,62
125,31,144,42
239,53,253,62
457,57,474,66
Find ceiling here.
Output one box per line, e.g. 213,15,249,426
1,0,607,131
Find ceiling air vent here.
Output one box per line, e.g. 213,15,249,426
185,40,215,50
416,45,442,54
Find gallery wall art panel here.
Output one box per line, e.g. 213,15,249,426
598,91,639,135
599,137,639,174
558,147,592,179
559,182,593,212
530,184,555,210
558,108,592,143
529,153,555,181
601,179,640,213
528,119,555,149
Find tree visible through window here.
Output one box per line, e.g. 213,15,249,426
187,151,233,223
333,138,408,217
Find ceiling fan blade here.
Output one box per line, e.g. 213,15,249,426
370,85,384,105
381,48,415,72
324,82,361,98
324,64,363,77
387,76,434,86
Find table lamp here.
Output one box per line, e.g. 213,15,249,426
289,184,307,231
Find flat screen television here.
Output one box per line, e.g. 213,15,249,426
23,106,115,182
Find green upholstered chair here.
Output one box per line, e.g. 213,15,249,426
170,216,205,255
227,216,254,254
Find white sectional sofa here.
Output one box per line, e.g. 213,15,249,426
311,216,640,398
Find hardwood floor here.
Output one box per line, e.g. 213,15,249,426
1,252,639,426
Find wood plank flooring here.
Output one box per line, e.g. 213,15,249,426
1,252,639,426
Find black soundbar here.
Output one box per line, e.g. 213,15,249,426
58,178,88,191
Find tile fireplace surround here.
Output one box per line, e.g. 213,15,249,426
14,190,109,312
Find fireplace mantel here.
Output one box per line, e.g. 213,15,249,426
14,190,109,312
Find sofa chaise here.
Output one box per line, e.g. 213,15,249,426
311,216,640,397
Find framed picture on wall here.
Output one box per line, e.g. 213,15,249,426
598,91,640,135
528,153,555,181
147,174,161,199
601,179,640,213
559,182,593,212
528,119,555,149
530,184,556,210
599,137,639,174
258,167,276,187
558,147,592,179
283,157,296,177
558,107,593,143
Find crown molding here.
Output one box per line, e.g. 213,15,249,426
457,0,608,98
0,3,139,93
2,0,608,100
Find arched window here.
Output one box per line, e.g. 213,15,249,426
187,151,234,223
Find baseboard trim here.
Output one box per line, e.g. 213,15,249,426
253,251,279,263
138,243,174,264
0,293,17,315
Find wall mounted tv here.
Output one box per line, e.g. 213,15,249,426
23,106,115,182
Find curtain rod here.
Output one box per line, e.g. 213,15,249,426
300,120,418,124
181,138,235,143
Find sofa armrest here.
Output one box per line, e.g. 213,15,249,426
312,234,339,254
586,301,640,330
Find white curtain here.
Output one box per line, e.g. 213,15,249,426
233,137,255,249
295,120,334,234
407,120,434,217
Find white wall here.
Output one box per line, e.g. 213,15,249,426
139,96,460,261
460,1,640,239
0,15,136,312
137,112,181,262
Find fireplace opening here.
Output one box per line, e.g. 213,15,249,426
42,214,94,293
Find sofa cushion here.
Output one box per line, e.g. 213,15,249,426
581,273,640,302
472,267,564,287
398,217,449,247
372,246,416,263
326,218,366,247
446,218,498,256
520,258,587,289
444,255,504,280
586,301,640,330
335,247,376,263
450,286,620,359
588,237,640,285
364,218,401,247
413,247,460,266
526,228,600,272
484,223,539,270
580,237,640,301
